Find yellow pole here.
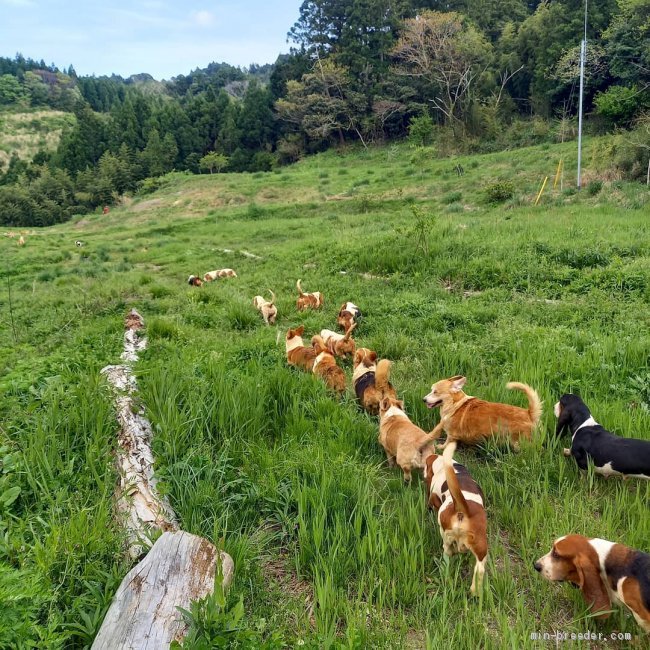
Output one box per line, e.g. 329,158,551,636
553,159,563,189
535,176,549,205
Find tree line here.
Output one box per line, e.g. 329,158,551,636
0,0,648,227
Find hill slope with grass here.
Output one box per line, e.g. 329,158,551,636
1,138,649,648
0,109,74,173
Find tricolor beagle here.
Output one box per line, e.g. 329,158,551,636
295,279,323,311
424,442,488,596
555,394,650,480
187,275,203,287
535,535,650,632
337,301,362,332
352,348,397,415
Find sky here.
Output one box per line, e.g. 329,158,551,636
0,0,302,79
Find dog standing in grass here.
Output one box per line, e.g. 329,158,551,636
285,325,317,372
311,335,346,395
296,279,323,311
253,290,278,325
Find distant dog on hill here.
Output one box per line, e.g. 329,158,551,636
204,269,238,281
188,275,203,287
253,290,278,325
296,279,323,311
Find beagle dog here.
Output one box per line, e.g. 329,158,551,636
311,335,346,395
253,290,278,325
423,376,542,450
337,302,362,332
555,394,650,479
319,323,357,358
295,279,323,311
204,269,237,281
75,240,84,247
187,275,203,287
285,325,317,372
18,235,25,246
535,535,650,632
352,348,397,415
379,396,437,483
424,442,488,596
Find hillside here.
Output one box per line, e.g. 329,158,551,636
0,109,74,172
1,139,649,648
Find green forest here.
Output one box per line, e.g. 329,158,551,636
0,0,648,227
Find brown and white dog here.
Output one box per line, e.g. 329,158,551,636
535,535,650,632
424,442,488,595
353,348,396,415
253,290,278,325
18,235,25,246
285,325,317,372
296,279,323,311
337,302,361,332
319,323,357,358
204,269,237,281
423,376,542,450
311,335,346,395
379,396,437,482
188,275,203,287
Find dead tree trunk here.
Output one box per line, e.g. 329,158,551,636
93,309,233,649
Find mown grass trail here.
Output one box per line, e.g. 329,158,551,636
1,138,649,648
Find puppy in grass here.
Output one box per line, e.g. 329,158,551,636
253,290,278,325
296,279,323,311
285,325,317,372
379,396,438,482
311,335,347,395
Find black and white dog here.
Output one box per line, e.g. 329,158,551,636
555,394,650,479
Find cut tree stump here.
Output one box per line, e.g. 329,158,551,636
92,531,234,650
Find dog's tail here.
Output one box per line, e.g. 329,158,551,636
296,279,303,294
506,382,543,426
374,359,392,393
268,289,276,304
443,442,469,518
342,321,357,341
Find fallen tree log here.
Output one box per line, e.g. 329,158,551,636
93,309,233,649
92,531,234,650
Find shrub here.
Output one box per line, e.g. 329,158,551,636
484,180,514,204
586,180,603,196
407,114,435,147
594,86,643,126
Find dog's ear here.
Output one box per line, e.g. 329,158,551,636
397,399,405,411
296,325,304,335
368,351,377,363
450,376,466,393
574,553,611,619
380,397,391,412
555,398,571,436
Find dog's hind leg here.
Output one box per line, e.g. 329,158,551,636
470,555,487,596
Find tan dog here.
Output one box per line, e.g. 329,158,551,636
352,348,397,415
311,336,346,395
204,269,237,281
253,290,277,325
18,235,25,246
423,376,542,450
379,396,437,482
424,442,488,595
296,279,323,311
337,301,361,332
319,323,357,358
535,535,650,632
285,325,317,372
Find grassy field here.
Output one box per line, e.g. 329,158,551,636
1,137,649,649
0,109,75,173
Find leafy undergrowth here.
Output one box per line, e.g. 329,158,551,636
1,138,649,648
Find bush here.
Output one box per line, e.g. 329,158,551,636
586,180,603,196
407,114,435,147
594,86,644,126
484,180,514,204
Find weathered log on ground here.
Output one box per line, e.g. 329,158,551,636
95,309,235,649
92,531,234,650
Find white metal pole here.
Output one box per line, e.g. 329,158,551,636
577,0,588,189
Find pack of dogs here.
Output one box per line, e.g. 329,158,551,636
187,270,650,632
